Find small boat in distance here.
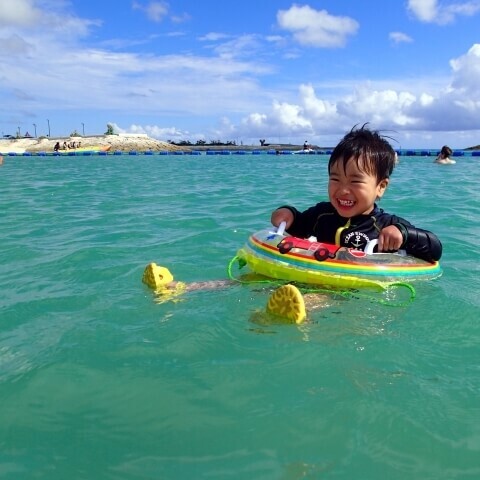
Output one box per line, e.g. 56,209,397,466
292,148,315,154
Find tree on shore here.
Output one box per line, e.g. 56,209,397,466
105,124,115,135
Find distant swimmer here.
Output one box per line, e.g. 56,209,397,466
434,145,456,164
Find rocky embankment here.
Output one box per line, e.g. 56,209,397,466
0,135,186,154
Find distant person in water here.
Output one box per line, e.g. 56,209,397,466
434,145,456,164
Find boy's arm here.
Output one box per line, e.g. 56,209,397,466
394,222,443,262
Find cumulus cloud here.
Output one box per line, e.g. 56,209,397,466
408,0,439,22
450,43,480,96
277,5,359,48
408,0,480,24
236,42,480,141
0,0,42,27
240,83,419,140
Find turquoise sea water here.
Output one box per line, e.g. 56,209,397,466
0,153,479,479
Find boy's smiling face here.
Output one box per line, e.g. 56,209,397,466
328,155,389,218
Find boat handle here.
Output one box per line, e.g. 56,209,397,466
364,239,407,256
276,221,287,236
364,239,378,254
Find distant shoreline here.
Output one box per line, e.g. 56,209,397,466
0,134,311,154
1,134,479,155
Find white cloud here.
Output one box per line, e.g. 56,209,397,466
198,32,230,42
211,34,263,60
115,122,193,140
132,1,169,23
450,43,480,96
272,100,311,129
408,0,438,22
407,0,480,24
171,12,191,24
233,41,480,142
0,33,34,55
419,93,435,105
389,32,414,44
277,5,359,48
0,0,99,37
299,84,337,120
0,0,42,27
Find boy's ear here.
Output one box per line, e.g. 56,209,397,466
377,178,389,198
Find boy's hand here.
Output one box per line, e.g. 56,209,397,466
271,208,294,229
378,225,404,252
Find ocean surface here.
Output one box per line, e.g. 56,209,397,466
0,153,479,480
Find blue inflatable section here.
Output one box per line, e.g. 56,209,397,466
5,148,480,157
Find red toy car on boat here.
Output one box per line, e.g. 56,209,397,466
277,236,339,262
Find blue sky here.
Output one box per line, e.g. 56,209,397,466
1,0,480,148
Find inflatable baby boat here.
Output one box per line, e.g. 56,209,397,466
237,224,442,290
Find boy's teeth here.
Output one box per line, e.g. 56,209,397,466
339,199,354,206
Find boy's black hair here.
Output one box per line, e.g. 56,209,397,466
328,124,396,182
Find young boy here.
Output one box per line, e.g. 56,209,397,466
266,125,443,323
271,125,442,263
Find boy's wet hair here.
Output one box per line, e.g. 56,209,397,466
328,124,396,182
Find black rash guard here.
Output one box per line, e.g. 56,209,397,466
279,202,442,262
